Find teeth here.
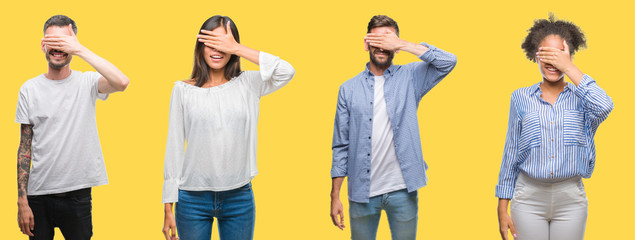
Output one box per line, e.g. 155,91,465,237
211,56,222,59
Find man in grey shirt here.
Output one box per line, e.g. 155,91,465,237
16,15,129,239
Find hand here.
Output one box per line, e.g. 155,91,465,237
330,197,345,230
163,203,178,240
536,40,574,72
498,199,516,240
197,21,240,54
364,30,405,52
41,24,84,55
18,201,34,236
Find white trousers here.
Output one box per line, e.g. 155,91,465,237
511,173,588,240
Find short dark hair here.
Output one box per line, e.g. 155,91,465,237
367,15,399,36
190,15,242,87
43,15,77,34
521,13,586,62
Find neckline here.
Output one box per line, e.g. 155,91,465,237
176,76,241,93
42,70,75,83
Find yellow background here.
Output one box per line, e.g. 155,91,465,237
1,0,633,239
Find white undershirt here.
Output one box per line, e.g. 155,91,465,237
369,75,406,197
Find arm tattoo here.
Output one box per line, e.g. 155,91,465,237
17,124,33,198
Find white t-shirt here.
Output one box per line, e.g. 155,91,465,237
369,75,406,197
162,52,295,203
15,70,109,196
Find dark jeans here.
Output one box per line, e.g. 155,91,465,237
27,188,92,240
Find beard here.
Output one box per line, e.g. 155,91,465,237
45,51,72,69
369,49,394,68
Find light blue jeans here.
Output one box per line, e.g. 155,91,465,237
349,189,418,240
175,183,255,240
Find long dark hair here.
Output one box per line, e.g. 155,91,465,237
190,15,242,87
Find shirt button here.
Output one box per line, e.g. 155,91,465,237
367,169,370,173
550,121,553,124
369,118,372,121
370,102,373,104
368,136,371,139
367,153,370,156
551,155,555,158
551,139,554,142
551,172,554,176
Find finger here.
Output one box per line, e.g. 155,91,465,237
24,221,34,236
68,24,76,37
563,39,570,53
29,216,34,231
510,222,517,239
163,229,171,240
226,21,233,37
539,47,561,52
339,211,345,229
364,36,382,41
171,225,178,239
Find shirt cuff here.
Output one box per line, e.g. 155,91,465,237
258,51,278,81
495,185,514,199
330,168,347,178
418,42,437,62
162,179,179,203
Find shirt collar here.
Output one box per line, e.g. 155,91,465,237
531,81,574,95
364,62,398,78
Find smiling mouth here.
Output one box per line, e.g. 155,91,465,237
49,50,68,58
210,55,224,60
545,64,558,72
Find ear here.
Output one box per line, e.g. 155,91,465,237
364,38,368,51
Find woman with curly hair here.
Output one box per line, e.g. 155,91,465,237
496,14,613,240
161,15,295,240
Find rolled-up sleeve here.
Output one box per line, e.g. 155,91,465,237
331,85,349,178
496,93,521,199
573,74,613,128
411,43,457,99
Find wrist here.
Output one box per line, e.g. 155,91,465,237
330,192,340,199
17,197,29,207
74,45,90,57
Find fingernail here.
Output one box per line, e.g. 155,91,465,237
514,234,517,237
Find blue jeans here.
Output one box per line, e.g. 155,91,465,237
27,188,93,240
349,189,418,240
176,183,255,240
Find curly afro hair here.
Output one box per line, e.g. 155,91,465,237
521,13,587,62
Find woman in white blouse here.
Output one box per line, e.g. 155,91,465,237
161,15,295,240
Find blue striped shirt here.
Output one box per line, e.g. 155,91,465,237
332,43,457,203
495,75,613,199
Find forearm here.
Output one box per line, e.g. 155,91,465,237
331,177,345,198
498,198,510,216
234,44,260,65
399,40,429,56
17,124,33,202
563,63,584,86
164,203,174,214
76,47,129,91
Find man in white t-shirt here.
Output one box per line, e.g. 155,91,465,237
330,15,457,239
16,15,129,240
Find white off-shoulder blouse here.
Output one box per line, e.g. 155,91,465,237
162,52,295,203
